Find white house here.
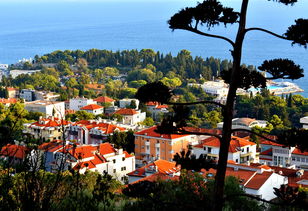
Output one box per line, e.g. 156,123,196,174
300,116,308,129
69,97,97,111
38,141,135,183
192,136,257,164
217,118,267,130
146,102,169,121
114,108,146,125
80,104,104,115
24,100,65,119
119,98,139,109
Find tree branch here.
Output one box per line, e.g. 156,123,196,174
225,193,287,206
245,27,289,41
230,128,283,144
167,100,225,109
177,128,222,140
183,27,235,47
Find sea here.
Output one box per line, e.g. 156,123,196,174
0,0,307,97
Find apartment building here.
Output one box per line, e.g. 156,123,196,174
134,126,197,164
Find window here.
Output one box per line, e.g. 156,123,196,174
113,159,116,164
301,157,305,162
292,157,296,161
236,159,238,163
274,156,277,165
247,147,249,152
135,144,138,148
208,147,212,153
241,148,244,152
296,157,300,162
156,148,160,152
122,157,125,161
203,146,206,151
113,169,116,173
146,145,149,150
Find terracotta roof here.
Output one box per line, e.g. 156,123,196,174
270,166,308,188
134,126,190,140
194,136,256,153
68,145,97,160
80,104,103,110
6,87,18,91
233,118,256,126
0,98,18,104
146,101,159,106
73,121,126,134
114,108,137,115
0,144,28,159
94,96,115,103
260,139,283,147
245,172,273,190
124,151,134,158
38,140,64,151
127,160,180,177
156,105,168,109
99,143,116,155
130,172,179,184
260,148,273,156
30,117,70,128
292,148,308,156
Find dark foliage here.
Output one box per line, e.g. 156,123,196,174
135,81,173,104
122,180,158,198
285,18,308,48
258,59,304,80
173,150,217,172
274,184,307,207
221,67,266,90
168,0,239,30
276,128,308,152
270,0,298,5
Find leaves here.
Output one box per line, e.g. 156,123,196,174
275,128,308,152
258,59,304,80
135,81,173,104
269,0,298,5
168,0,239,30
221,67,266,90
285,19,308,48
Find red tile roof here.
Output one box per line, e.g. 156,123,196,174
124,151,134,158
0,144,28,159
30,117,70,128
260,140,284,147
0,98,18,104
292,148,308,156
114,108,137,115
135,126,190,139
80,104,103,110
6,87,18,91
99,143,116,155
94,96,115,103
245,172,273,190
68,145,97,160
194,136,256,153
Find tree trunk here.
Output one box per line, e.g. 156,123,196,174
213,0,249,210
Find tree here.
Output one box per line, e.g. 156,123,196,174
140,117,155,127
136,1,308,210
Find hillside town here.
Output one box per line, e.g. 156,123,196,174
1,83,307,203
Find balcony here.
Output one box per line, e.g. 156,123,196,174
240,152,252,158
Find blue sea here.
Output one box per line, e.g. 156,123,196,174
0,0,307,97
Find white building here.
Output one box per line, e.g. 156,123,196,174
80,104,104,115
69,97,97,111
114,108,146,125
260,140,308,170
146,102,169,121
20,89,36,101
24,100,65,119
300,116,308,129
119,98,140,109
193,136,258,164
68,120,127,145
217,118,267,130
10,69,40,79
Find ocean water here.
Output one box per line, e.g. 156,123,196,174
0,0,307,97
